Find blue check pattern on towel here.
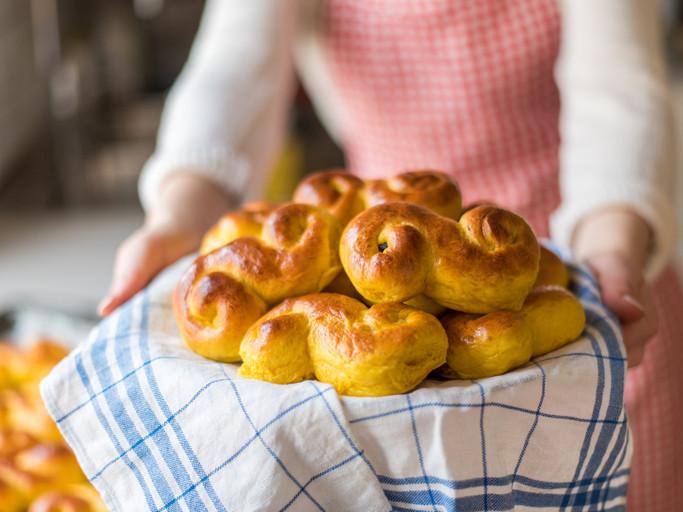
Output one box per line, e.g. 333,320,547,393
41,247,631,512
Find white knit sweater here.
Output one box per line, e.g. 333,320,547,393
139,0,675,277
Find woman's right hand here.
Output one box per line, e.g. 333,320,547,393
99,172,235,316
98,221,202,316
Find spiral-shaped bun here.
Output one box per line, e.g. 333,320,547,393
174,203,343,362
364,170,462,220
341,202,540,313
28,485,106,512
293,169,462,225
292,171,366,226
441,286,586,379
239,293,448,396
200,201,278,255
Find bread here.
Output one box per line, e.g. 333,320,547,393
0,430,37,459
440,286,586,379
340,202,540,313
200,201,278,255
534,246,569,288
239,293,448,396
14,443,85,486
293,169,462,225
28,484,107,512
0,478,24,512
0,341,68,388
174,203,343,362
2,385,61,442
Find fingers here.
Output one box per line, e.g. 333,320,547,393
622,287,658,368
585,252,658,368
99,230,161,316
586,253,645,323
99,225,192,316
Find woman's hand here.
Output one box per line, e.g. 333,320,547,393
99,172,234,316
572,208,658,367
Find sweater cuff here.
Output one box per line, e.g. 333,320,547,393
549,179,675,280
138,146,249,212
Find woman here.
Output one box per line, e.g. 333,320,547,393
100,1,681,508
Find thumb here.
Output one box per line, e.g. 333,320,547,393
585,253,645,323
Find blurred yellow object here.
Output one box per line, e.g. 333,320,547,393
0,339,105,511
441,286,586,379
28,484,107,512
15,443,86,486
263,135,305,203
0,478,25,512
2,385,62,442
239,293,448,396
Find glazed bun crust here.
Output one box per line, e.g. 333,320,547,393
341,202,540,313
534,246,570,288
293,169,462,226
292,171,366,226
441,311,533,380
200,201,278,255
364,170,462,220
441,285,586,379
239,293,448,396
174,203,342,362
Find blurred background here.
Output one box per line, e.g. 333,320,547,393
0,0,681,343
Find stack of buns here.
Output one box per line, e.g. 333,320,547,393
175,170,586,397
0,339,106,512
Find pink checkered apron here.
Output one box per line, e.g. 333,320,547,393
321,0,683,509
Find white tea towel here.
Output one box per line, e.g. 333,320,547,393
41,247,630,511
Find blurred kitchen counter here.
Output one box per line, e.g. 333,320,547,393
0,207,144,315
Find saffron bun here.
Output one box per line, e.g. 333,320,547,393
534,246,570,288
340,202,540,313
293,169,462,225
239,293,448,396
14,443,85,487
174,203,343,362
27,484,107,512
440,286,586,379
200,201,278,255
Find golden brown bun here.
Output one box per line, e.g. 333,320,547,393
28,485,106,512
324,270,447,315
440,286,586,379
239,293,448,396
293,169,462,225
292,171,366,226
200,201,279,254
340,203,540,313
534,246,570,288
175,203,343,362
523,286,586,357
364,170,462,221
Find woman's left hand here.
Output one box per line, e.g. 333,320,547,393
572,208,659,368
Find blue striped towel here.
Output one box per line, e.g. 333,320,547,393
41,248,630,511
